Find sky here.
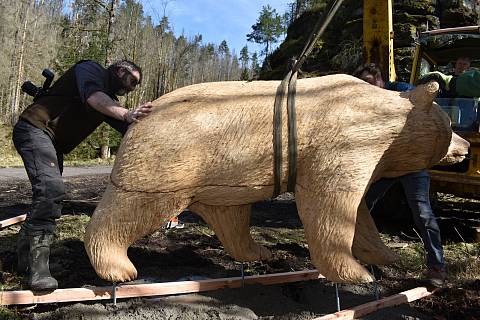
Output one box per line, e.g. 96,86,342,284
139,0,290,56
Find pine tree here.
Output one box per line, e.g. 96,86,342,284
218,40,230,80
251,52,260,79
246,5,285,57
240,45,250,80
240,45,249,69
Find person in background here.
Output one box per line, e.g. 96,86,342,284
452,56,471,76
353,63,415,91
417,68,480,98
353,63,447,288
13,59,153,290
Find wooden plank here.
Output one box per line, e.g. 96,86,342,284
313,286,434,320
0,270,324,306
0,214,27,228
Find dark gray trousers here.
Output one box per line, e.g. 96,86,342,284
12,120,65,233
366,170,445,269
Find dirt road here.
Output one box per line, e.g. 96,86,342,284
0,165,113,180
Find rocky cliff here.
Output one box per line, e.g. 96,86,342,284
262,0,480,81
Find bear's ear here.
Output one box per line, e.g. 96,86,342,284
402,81,439,110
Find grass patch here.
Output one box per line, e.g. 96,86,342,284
382,236,480,285
55,215,91,241
0,154,22,168
0,226,20,255
444,242,480,281
394,242,426,274
0,307,22,320
0,273,23,291
252,226,306,248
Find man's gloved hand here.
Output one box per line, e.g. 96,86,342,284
124,102,153,123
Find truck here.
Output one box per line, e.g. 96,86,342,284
362,0,480,238
410,26,480,200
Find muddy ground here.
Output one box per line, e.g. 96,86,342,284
0,173,479,319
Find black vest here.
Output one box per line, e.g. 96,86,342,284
20,62,111,154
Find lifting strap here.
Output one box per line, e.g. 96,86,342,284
272,0,346,197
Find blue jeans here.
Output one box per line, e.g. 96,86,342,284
12,120,65,233
366,170,445,269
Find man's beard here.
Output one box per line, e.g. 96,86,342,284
111,71,129,96
115,88,127,96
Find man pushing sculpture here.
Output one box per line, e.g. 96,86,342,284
83,74,469,285
13,60,153,290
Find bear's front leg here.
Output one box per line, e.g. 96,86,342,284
296,185,373,283
85,184,191,282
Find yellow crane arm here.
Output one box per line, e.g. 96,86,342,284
363,0,396,82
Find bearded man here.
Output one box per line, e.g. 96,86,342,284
12,60,153,290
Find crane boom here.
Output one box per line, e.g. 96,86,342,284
363,0,396,81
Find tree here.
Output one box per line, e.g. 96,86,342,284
251,52,260,79
230,54,240,80
246,5,285,57
0,0,249,160
285,0,305,25
55,0,123,160
10,0,33,125
54,0,109,73
218,40,230,80
240,45,249,69
285,0,326,24
240,45,250,80
104,0,120,65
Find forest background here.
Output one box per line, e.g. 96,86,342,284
3,0,475,164
0,0,317,163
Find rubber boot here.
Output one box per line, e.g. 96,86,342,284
27,231,58,290
16,227,29,275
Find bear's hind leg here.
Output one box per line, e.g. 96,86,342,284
84,184,191,282
352,199,399,265
296,185,373,283
189,202,272,261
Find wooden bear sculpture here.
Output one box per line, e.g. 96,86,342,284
84,75,469,283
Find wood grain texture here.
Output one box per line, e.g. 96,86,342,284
313,286,433,320
85,75,468,283
0,270,324,306
0,214,27,228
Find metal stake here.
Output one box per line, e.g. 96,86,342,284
370,265,380,300
112,282,117,306
241,262,245,287
335,283,341,312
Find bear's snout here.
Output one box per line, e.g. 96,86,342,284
437,132,470,165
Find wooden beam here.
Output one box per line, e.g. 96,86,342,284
313,286,434,320
474,227,480,243
0,214,26,228
0,270,324,306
